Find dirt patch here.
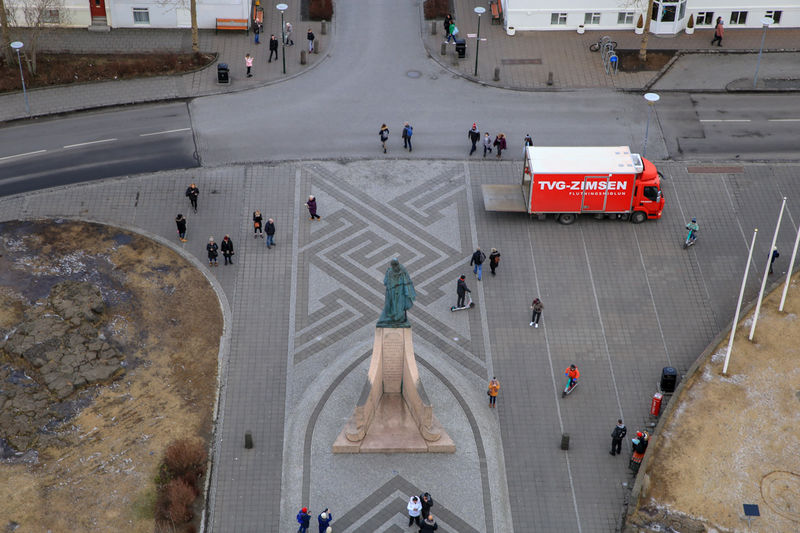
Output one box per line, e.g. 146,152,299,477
0,52,215,93
627,274,800,532
616,50,675,72
0,220,222,533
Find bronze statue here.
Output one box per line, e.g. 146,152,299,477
376,259,416,328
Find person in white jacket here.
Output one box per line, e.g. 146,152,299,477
407,495,422,527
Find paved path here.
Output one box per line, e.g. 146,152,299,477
1,159,797,531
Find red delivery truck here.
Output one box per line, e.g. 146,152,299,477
481,146,665,224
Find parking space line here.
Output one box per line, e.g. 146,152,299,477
139,128,191,137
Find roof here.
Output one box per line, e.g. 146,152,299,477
526,146,643,175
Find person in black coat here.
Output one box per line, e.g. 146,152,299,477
419,492,434,519
206,236,218,266
610,419,627,456
175,214,187,242
221,235,234,265
265,218,276,248
269,34,279,62
186,183,199,212
419,514,438,532
253,210,264,238
456,275,470,308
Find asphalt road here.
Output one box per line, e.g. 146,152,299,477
0,103,197,197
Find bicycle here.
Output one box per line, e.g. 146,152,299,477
589,36,618,52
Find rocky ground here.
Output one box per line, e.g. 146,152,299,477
0,220,222,532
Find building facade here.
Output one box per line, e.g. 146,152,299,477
505,0,798,34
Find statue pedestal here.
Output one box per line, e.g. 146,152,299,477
333,328,455,454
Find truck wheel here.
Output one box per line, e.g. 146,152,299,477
631,211,647,224
557,213,577,225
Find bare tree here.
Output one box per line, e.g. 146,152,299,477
1,0,12,64
5,0,69,74
156,0,199,53
638,0,656,62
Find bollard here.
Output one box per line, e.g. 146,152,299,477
493,66,500,82
547,71,553,86
560,433,570,450
451,51,458,66
300,50,307,65
431,21,437,35
313,39,320,54
245,431,253,449
321,20,327,35
441,42,447,56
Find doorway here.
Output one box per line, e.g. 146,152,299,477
89,0,106,18
650,0,686,34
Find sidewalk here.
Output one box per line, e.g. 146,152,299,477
423,0,800,91
0,10,329,122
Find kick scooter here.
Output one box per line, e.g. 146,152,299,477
450,294,475,312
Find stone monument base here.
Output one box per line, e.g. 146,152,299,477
333,328,455,454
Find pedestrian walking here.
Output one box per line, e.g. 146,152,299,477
265,218,276,248
402,122,413,151
456,275,470,308
296,507,311,533
206,236,218,267
419,514,439,532
175,214,187,242
769,247,780,274
468,123,480,156
317,508,332,533
524,134,533,147
407,496,422,527
269,34,279,62
221,235,234,265
419,492,434,518
253,210,264,238
488,248,500,275
530,297,543,327
482,132,492,158
245,53,253,77
711,17,723,46
254,21,260,44
470,247,486,281
443,14,453,37
610,419,627,456
488,377,500,408
446,21,458,43
185,182,199,212
379,124,390,153
307,28,315,53
285,22,294,45
306,195,321,220
493,133,507,159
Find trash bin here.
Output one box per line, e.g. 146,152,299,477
660,367,677,393
217,63,229,84
455,39,466,59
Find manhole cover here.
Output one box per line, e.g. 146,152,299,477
406,70,422,78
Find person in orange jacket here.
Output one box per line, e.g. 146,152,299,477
565,364,580,389
488,377,500,408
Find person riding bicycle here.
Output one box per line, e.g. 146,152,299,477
685,218,699,242
565,364,580,389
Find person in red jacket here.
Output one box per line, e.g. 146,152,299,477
565,364,580,388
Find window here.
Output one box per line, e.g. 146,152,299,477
584,12,601,25
617,12,634,24
765,10,782,24
43,8,59,23
643,187,659,202
550,12,567,25
133,7,150,24
730,11,747,24
696,11,714,25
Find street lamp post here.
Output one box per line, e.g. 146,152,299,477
753,17,773,88
473,7,485,77
277,3,288,75
642,92,660,158
10,41,30,116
